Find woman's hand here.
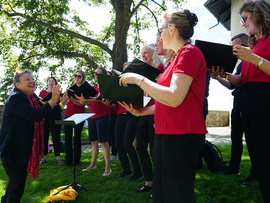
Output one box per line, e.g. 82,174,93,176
119,73,141,87
102,99,111,107
118,101,140,117
232,45,254,63
75,93,86,104
60,90,69,106
210,72,220,80
210,66,227,78
51,84,62,103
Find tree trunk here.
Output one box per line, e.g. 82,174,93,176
111,0,132,71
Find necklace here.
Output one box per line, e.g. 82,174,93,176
170,42,190,62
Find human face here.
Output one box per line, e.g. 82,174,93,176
141,47,153,65
155,36,166,55
160,22,170,50
74,72,83,85
47,78,56,89
240,12,258,35
231,38,242,46
15,73,36,97
94,68,102,82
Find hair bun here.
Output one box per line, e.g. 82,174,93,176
188,13,198,27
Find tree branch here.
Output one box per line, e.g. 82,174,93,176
3,10,114,58
151,0,166,11
141,4,159,28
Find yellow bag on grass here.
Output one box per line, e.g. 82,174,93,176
46,185,78,202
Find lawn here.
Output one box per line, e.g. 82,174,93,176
0,143,263,203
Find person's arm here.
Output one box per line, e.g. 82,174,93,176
48,84,61,108
233,44,270,76
210,66,242,86
119,72,193,108
210,73,231,89
118,102,155,117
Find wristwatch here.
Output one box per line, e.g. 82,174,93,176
257,58,264,68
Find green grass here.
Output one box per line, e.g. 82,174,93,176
0,145,263,203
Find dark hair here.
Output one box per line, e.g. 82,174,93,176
239,0,270,46
231,33,249,43
47,76,58,85
96,67,107,75
13,70,32,85
163,9,198,41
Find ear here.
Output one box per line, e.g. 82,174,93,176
169,24,176,37
15,82,20,89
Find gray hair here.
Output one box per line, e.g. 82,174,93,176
13,70,32,85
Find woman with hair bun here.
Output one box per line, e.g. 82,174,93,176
119,9,207,202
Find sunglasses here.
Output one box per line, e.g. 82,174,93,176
240,15,248,25
74,74,82,79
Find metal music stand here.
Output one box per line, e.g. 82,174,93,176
53,113,95,195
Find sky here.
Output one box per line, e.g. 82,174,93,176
68,0,234,111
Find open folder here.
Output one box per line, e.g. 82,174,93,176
67,81,98,99
195,40,238,73
41,92,63,102
97,74,144,107
122,58,163,82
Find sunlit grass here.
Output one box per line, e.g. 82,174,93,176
0,145,263,203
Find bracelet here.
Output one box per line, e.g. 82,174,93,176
225,74,229,80
138,77,145,87
59,103,64,108
257,58,264,68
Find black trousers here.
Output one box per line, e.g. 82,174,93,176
137,115,155,181
64,116,84,165
1,158,28,203
240,82,270,203
228,96,244,172
109,113,117,156
115,113,142,177
43,112,62,156
152,134,205,203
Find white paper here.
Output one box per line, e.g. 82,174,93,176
64,113,95,125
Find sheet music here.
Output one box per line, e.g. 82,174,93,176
65,113,95,125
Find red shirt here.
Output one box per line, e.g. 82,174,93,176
89,86,111,119
65,86,85,117
154,44,208,135
241,35,270,85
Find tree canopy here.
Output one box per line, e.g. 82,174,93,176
0,0,184,102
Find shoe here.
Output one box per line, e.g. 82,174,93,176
102,169,112,176
110,155,118,161
241,174,257,187
98,155,104,159
129,174,143,182
219,168,240,175
135,185,152,192
116,171,132,178
40,158,47,164
82,166,97,171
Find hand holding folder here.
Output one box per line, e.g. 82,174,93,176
97,74,144,107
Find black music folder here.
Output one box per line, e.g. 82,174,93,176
41,92,64,102
67,81,98,99
195,40,238,73
97,74,144,107
122,58,163,82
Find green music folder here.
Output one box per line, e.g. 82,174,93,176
97,74,144,107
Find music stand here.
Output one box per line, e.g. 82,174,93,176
53,113,95,195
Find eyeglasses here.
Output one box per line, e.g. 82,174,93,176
74,74,82,79
93,72,98,75
240,15,248,25
158,26,168,34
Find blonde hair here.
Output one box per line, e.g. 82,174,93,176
141,44,163,68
